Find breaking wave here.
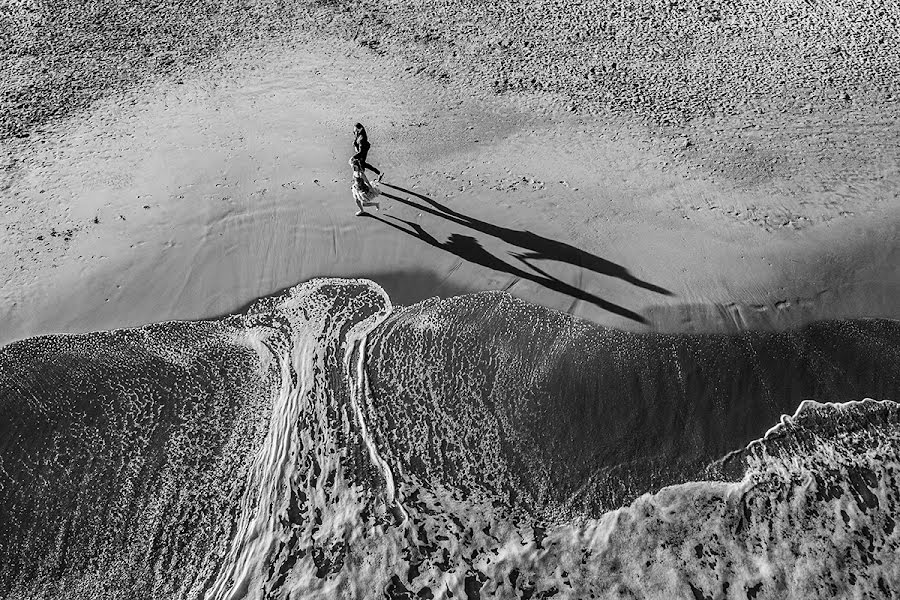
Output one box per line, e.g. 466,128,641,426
1,278,898,599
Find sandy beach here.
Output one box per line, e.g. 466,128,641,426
2,2,899,343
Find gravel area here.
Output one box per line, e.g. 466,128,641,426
0,0,312,139
336,0,900,123
6,1,899,131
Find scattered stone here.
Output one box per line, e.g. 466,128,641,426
6,0,893,140
0,0,314,139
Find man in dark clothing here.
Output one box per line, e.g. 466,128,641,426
351,123,383,181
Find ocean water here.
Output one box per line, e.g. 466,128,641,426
1,278,897,599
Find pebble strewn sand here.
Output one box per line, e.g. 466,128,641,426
0,0,308,139
348,0,900,119
5,1,899,136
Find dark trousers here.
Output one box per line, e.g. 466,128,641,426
352,149,381,176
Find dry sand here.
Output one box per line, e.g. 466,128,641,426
1,3,899,346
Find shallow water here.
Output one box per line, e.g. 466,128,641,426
1,278,897,598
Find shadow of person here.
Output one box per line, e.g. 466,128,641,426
363,212,648,324
380,183,672,297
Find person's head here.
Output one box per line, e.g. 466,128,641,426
349,157,362,172
354,123,364,133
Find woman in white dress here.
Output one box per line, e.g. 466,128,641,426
350,157,381,216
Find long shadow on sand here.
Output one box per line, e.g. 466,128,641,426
364,212,648,324
380,183,672,297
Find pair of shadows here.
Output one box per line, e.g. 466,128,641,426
364,183,673,324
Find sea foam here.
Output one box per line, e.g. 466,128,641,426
0,279,897,599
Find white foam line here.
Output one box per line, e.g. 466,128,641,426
760,396,891,440
347,331,407,523
205,329,311,600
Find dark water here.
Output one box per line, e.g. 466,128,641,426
365,292,900,517
1,279,897,599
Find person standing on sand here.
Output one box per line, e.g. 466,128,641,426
350,157,381,216
352,123,383,181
